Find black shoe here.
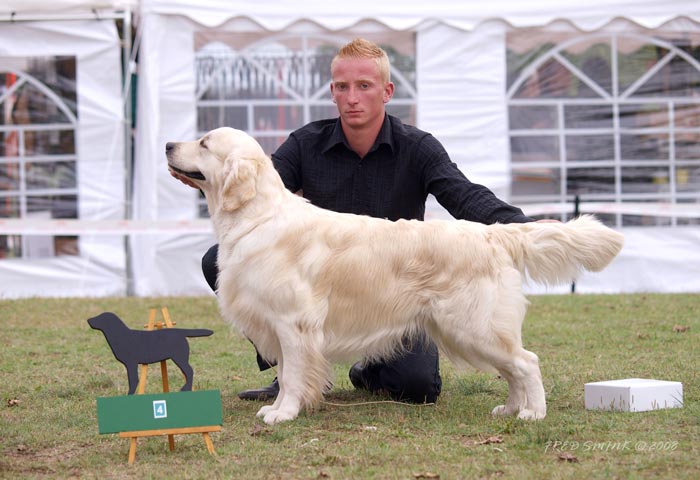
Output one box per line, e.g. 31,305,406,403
238,378,279,401
349,362,369,391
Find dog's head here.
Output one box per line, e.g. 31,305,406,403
166,127,266,212
88,312,122,332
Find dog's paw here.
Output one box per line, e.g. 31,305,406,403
263,408,298,425
491,405,514,417
517,409,546,421
256,405,276,418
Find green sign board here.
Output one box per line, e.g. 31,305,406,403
97,390,222,434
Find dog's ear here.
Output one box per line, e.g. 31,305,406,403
220,154,258,212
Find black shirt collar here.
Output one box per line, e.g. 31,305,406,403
323,114,395,156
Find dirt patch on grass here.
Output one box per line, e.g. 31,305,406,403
3,442,89,477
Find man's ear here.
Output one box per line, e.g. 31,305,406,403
220,155,258,212
383,81,395,103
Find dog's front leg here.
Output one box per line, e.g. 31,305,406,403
260,343,304,425
259,324,327,425
125,362,140,395
256,360,285,419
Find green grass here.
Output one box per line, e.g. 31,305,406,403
1,294,699,479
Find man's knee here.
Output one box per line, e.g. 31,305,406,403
202,244,219,292
364,339,442,404
387,367,442,404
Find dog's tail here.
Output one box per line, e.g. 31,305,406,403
178,329,214,338
491,214,624,285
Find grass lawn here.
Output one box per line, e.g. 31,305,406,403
1,293,699,479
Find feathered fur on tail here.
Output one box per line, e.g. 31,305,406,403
490,215,624,285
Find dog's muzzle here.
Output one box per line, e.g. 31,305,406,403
165,142,206,180
168,164,206,181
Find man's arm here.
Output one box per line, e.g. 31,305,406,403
271,134,302,193
417,134,533,224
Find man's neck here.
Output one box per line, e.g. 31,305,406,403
341,116,384,159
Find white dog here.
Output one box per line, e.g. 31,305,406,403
166,127,624,425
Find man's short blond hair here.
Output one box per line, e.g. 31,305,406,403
331,38,391,84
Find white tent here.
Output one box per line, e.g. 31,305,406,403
1,1,699,297
133,0,700,296
0,1,133,296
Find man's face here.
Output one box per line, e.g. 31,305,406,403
330,57,394,130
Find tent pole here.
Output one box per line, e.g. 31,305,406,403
123,7,134,296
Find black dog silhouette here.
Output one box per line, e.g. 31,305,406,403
88,312,213,394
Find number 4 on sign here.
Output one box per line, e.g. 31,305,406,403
153,400,167,419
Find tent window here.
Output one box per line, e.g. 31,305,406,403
507,31,700,227
0,57,79,259
193,32,416,217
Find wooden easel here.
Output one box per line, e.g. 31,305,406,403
120,307,220,464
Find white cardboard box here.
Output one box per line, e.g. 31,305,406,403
584,378,683,412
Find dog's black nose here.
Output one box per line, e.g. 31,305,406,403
165,142,174,153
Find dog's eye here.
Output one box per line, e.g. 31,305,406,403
200,139,208,149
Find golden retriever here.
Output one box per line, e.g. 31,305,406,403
166,127,624,425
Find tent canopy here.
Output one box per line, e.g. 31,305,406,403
2,0,699,30
138,0,700,31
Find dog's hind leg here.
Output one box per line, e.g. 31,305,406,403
436,273,546,420
440,334,536,419
491,369,527,417
171,355,195,391
451,338,545,420
489,349,545,420
484,272,546,420
512,349,546,420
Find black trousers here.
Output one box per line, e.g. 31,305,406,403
202,244,441,403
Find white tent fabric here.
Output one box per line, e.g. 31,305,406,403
140,0,700,31
0,15,126,297
132,1,700,297
131,11,206,296
0,1,136,17
1,1,699,297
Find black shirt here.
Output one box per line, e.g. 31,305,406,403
272,114,532,224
